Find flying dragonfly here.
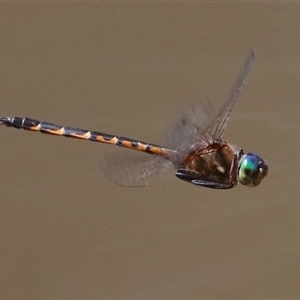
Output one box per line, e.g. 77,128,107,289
0,50,268,189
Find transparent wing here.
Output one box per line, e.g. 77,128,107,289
164,50,256,156
100,150,172,187
206,49,256,139
164,99,216,154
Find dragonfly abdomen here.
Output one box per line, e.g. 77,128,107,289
0,116,174,157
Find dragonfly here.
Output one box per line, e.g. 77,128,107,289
0,50,268,189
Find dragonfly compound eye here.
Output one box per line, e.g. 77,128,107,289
238,152,268,187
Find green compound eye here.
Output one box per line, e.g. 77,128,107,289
238,152,268,187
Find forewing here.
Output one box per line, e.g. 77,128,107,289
164,50,256,156
206,50,256,139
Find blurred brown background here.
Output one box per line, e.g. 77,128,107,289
0,3,299,299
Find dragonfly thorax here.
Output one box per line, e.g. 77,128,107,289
175,140,241,189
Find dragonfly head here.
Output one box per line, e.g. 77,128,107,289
238,152,268,187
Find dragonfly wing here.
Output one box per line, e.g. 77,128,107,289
164,50,256,156
100,151,172,187
206,50,256,139
164,99,216,153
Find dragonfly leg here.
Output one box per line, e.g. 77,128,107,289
175,169,235,189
